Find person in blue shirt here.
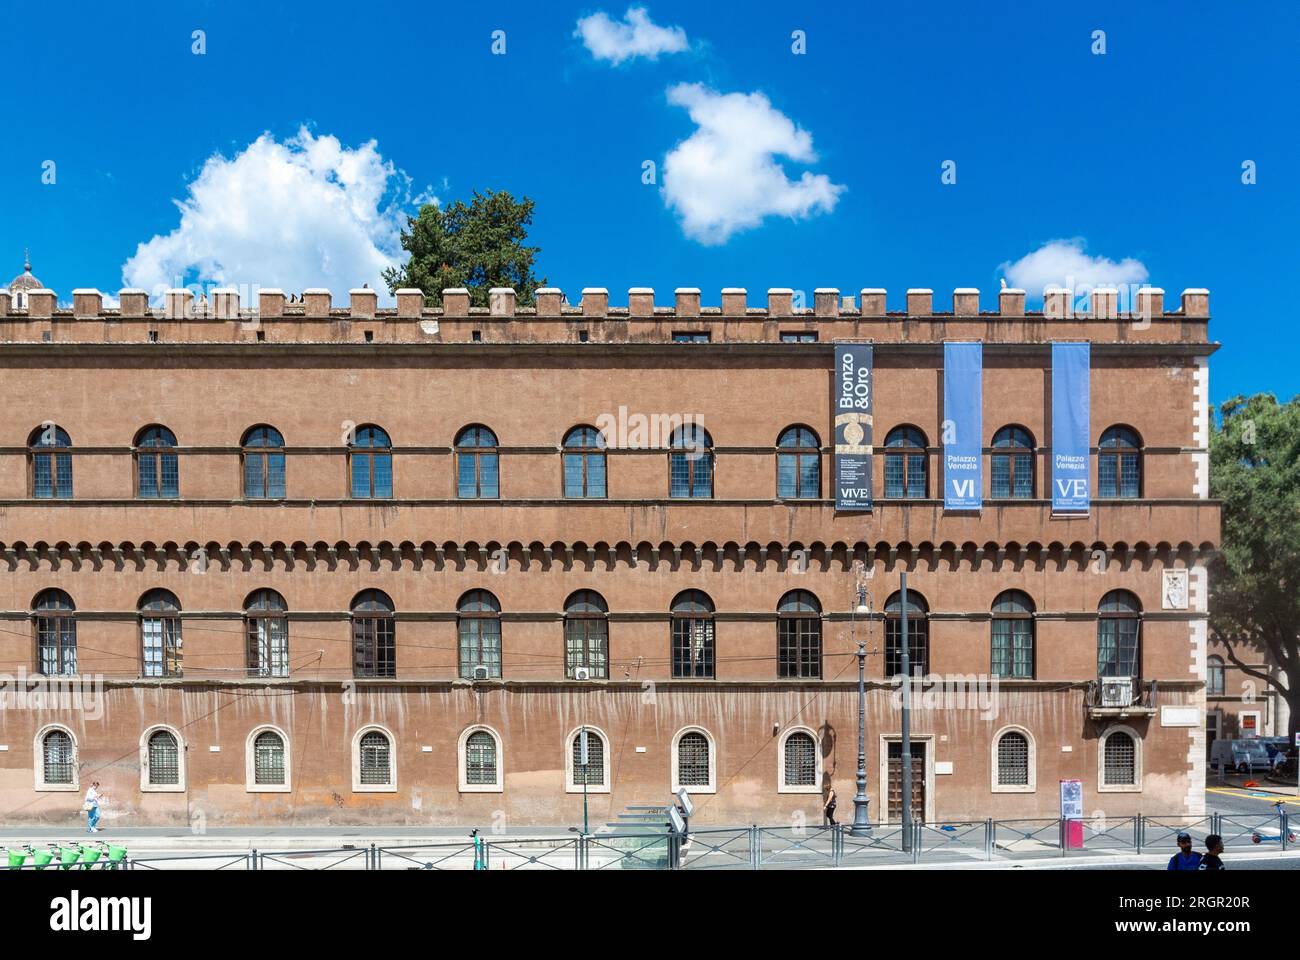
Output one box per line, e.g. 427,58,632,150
1167,832,1203,870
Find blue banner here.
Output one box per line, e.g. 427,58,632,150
1051,342,1091,513
833,343,873,511
943,342,983,511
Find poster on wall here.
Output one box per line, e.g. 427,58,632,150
833,343,873,511
1051,342,1091,514
943,341,983,511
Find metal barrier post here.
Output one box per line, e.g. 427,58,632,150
249,848,257,870
911,822,921,864
751,825,760,870
985,819,993,860
1059,819,1066,857
1282,809,1290,851
1135,816,1143,855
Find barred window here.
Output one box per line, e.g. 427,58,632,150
29,424,73,499
991,425,1035,499
359,731,392,785
571,728,605,787
564,591,608,678
997,731,1030,786
884,426,927,499
991,590,1035,679
677,731,711,787
43,729,75,785
458,590,502,679
669,424,713,498
456,425,499,499
783,731,817,787
1099,426,1142,498
246,589,289,678
135,425,179,499
140,589,183,678
884,590,929,676
776,426,820,499
254,731,286,786
349,425,393,499
33,589,76,677
1103,731,1137,786
242,425,286,499
777,590,822,679
351,590,395,678
1097,590,1141,678
671,590,715,679
563,426,606,498
147,730,180,785
465,731,498,785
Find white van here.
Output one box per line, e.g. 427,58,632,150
1209,738,1275,773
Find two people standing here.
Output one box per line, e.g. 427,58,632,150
1167,831,1225,870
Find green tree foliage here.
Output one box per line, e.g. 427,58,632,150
1209,393,1300,734
383,190,545,307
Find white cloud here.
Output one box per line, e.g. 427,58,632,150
122,127,430,302
661,83,844,245
999,238,1149,297
575,6,688,65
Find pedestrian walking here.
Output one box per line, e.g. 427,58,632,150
84,781,103,834
1198,834,1226,870
1166,831,1202,870
823,785,838,827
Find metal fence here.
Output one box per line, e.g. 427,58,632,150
6,810,1293,870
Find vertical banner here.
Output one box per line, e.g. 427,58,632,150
943,341,983,511
1051,342,1091,513
833,343,873,511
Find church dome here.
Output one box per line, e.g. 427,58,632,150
9,254,42,295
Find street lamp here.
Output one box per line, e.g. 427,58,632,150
850,579,873,836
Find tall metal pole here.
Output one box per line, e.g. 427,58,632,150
580,725,590,836
900,571,913,851
850,578,872,835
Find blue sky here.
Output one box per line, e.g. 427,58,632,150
4,0,1297,403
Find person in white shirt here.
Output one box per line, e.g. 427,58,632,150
84,781,102,833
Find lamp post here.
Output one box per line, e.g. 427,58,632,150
899,571,913,852
850,580,872,836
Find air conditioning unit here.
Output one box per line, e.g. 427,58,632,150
472,666,489,681
1100,678,1133,707
574,667,591,681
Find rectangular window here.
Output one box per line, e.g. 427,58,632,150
780,332,817,343
778,619,822,678
142,618,183,677
672,619,714,678
353,618,395,677
248,618,289,677
459,620,502,678
672,332,710,343
991,620,1034,678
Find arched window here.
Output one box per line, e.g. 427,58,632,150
884,426,927,499
674,729,714,791
139,589,182,677
781,730,819,791
252,729,288,788
885,590,928,676
669,424,713,498
29,424,72,498
996,731,1030,787
242,425,286,499
351,590,395,678
458,590,502,679
568,727,609,790
565,590,608,679
991,425,1035,499
776,426,820,499
777,590,822,679
33,589,76,676
671,590,715,679
1097,590,1141,678
1102,729,1138,787
456,425,499,499
245,589,288,678
146,729,180,786
135,425,178,499
991,590,1035,679
1099,426,1142,498
463,729,500,789
349,425,392,498
41,728,76,787
356,728,394,788
563,426,606,498
1207,655,1225,696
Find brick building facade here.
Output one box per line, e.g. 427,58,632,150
0,279,1219,827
